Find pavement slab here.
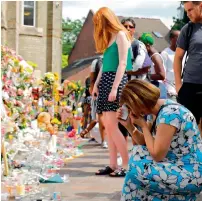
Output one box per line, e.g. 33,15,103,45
42,142,202,201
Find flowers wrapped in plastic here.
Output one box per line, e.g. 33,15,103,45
1,46,35,134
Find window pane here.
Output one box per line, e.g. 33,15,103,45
24,1,34,26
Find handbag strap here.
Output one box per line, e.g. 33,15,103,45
150,103,179,133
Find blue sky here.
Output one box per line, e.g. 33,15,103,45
62,0,181,28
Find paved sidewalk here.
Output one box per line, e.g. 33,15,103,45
47,143,124,201
42,141,202,201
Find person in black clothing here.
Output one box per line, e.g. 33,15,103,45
82,77,91,130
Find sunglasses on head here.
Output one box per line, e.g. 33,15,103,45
124,25,135,29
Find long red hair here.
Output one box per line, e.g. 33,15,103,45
93,7,131,53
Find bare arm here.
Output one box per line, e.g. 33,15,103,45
112,31,129,89
174,47,185,93
142,124,176,162
127,66,150,76
116,108,146,145
150,54,165,80
126,123,146,145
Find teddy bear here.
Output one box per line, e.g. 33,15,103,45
37,112,55,135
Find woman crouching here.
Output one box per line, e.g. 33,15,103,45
117,79,202,201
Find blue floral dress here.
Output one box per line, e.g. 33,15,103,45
121,100,202,201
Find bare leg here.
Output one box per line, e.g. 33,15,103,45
98,114,105,143
104,111,128,169
102,112,117,170
80,120,97,138
83,103,89,129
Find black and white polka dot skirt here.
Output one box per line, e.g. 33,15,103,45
97,72,128,114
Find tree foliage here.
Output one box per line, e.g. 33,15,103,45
62,54,68,68
62,17,85,56
172,2,190,30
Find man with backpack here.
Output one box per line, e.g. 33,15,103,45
174,1,202,134
121,18,152,80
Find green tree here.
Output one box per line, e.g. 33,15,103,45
172,2,189,30
62,54,68,68
62,17,85,55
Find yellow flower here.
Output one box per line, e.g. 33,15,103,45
60,101,67,106
51,118,61,125
53,72,59,81
9,135,13,140
39,107,44,112
72,84,77,90
68,83,73,88
73,110,78,115
45,72,55,81
19,65,24,73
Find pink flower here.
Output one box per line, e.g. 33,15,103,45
17,55,23,61
2,75,7,83
1,127,5,136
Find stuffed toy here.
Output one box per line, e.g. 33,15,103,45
37,112,55,135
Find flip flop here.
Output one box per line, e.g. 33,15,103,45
95,166,114,175
109,168,127,177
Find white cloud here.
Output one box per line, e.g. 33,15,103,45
62,0,179,28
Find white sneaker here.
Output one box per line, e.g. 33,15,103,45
102,141,108,149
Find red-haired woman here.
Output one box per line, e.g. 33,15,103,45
92,7,132,176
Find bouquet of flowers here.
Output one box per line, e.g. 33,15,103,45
63,80,85,107
1,46,35,136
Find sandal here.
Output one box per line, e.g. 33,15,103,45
80,129,89,138
95,166,114,175
109,168,127,177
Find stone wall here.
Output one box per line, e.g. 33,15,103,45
1,1,62,80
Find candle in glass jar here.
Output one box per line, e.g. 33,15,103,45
16,185,25,196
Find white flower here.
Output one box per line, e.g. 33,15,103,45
197,177,202,184
171,166,181,173
178,137,186,145
193,171,200,178
133,155,141,161
167,175,178,184
125,193,132,200
158,182,166,189
124,186,130,193
153,175,161,181
146,156,152,160
170,118,180,128
171,141,178,148
169,184,179,190
136,166,142,175
159,170,168,180
180,178,189,188
129,183,137,191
